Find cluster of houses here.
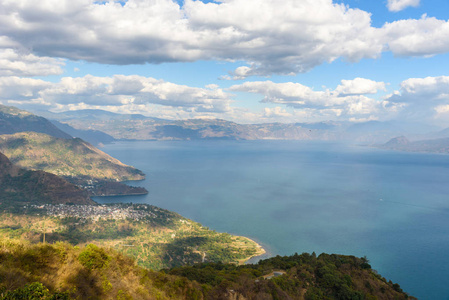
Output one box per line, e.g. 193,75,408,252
29,204,158,221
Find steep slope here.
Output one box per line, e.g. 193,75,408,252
0,132,147,196
0,152,92,205
0,241,414,300
0,105,71,139
0,132,144,181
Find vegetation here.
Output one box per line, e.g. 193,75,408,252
167,253,414,300
0,132,144,182
0,240,203,300
0,105,147,196
0,152,93,207
0,204,264,270
0,241,414,300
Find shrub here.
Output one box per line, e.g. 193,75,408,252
78,244,110,270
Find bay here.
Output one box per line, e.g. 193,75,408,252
95,140,449,300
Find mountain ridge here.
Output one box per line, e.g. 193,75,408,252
0,105,71,139
44,108,441,144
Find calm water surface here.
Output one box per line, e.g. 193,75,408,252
95,140,449,300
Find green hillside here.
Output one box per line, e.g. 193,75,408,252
0,241,414,300
0,132,144,181
0,204,264,270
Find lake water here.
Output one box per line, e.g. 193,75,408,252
95,140,449,300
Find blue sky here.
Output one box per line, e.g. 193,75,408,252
1,0,449,126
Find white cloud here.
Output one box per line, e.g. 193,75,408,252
0,74,233,113
387,0,420,12
0,48,64,77
389,76,449,102
230,78,389,119
385,76,449,125
335,78,386,96
263,107,292,118
382,16,449,57
0,76,51,100
1,0,449,77
0,0,382,76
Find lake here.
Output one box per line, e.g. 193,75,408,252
95,140,449,300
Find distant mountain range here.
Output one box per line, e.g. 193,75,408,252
379,136,449,153
40,108,444,144
50,119,115,146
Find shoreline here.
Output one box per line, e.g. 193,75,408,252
239,236,268,265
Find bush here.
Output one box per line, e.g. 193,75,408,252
78,244,110,270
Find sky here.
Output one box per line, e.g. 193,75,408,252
1,0,449,126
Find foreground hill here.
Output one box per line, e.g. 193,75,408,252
0,152,93,206
0,241,413,300
0,132,147,196
0,105,71,139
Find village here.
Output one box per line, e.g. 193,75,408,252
28,203,159,221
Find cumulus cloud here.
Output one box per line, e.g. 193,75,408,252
0,0,384,76
0,48,64,77
382,16,449,57
385,76,449,125
388,76,449,102
263,107,292,118
387,0,420,12
335,78,386,96
230,78,390,119
0,74,233,113
0,76,51,100
1,0,448,77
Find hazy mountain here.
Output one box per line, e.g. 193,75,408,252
0,105,71,139
36,108,164,122
33,108,440,144
50,119,115,145
379,136,449,153
0,151,93,205
383,136,411,148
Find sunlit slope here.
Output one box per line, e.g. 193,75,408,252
0,132,144,181
0,240,414,300
0,204,264,270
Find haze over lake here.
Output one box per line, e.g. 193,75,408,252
95,140,449,300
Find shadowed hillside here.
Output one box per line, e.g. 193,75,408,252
0,105,71,139
0,152,93,206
